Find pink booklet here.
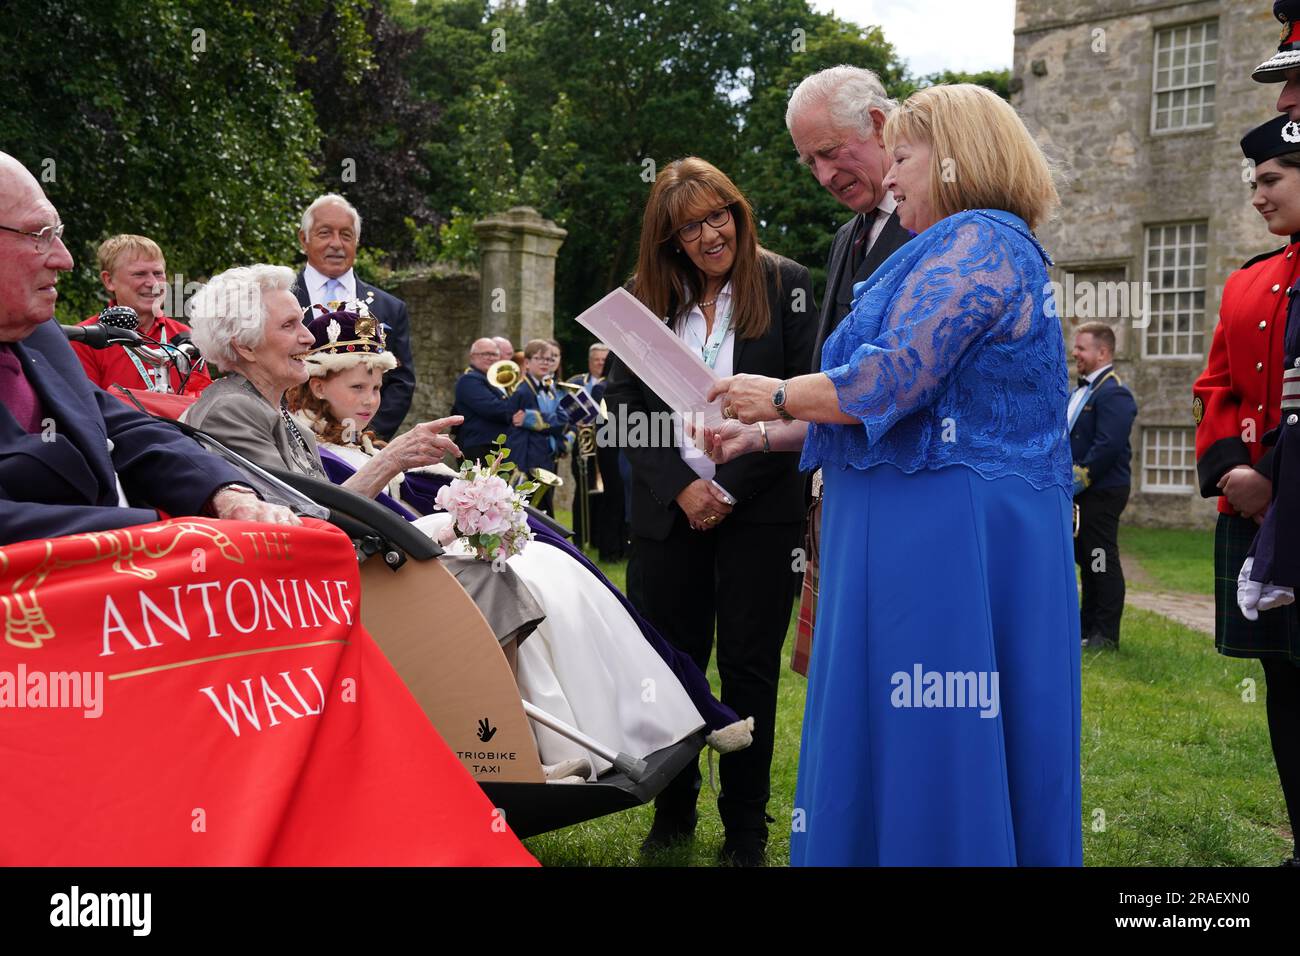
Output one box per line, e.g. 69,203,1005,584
574,288,725,431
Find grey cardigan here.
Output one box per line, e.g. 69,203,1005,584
184,373,326,480
184,373,545,647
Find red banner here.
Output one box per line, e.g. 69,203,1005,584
0,518,536,866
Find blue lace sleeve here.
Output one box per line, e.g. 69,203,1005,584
801,212,1072,492
824,220,1025,446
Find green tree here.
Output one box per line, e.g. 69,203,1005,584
918,68,1012,100
0,0,339,321
494,0,751,332
434,80,581,265
389,0,503,253
734,7,910,293
295,1,443,266
399,0,756,361
388,0,955,362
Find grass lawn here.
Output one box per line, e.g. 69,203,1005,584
523,603,807,867
524,518,1289,866
1119,524,1215,596
1082,608,1289,865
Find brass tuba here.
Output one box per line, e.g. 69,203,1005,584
486,359,521,396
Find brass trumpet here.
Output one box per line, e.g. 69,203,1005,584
486,359,522,396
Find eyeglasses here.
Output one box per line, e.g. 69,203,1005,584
674,207,731,243
0,221,64,254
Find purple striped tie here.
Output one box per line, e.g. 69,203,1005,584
0,344,44,433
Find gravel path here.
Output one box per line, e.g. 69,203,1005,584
1116,546,1215,634
1125,589,1215,635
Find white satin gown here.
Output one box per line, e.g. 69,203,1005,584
320,439,706,779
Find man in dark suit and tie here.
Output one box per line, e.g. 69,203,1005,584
784,66,915,646
0,152,295,545
786,66,914,372
1069,321,1138,649
294,194,415,440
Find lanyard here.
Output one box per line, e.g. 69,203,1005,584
124,324,171,393
691,305,732,369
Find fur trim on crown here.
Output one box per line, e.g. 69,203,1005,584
304,349,398,377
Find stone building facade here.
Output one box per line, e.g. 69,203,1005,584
1013,1,1284,526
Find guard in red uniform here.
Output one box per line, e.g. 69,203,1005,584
70,234,211,396
1196,108,1300,867
1194,223,1299,648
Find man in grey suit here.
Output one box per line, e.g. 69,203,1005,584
786,66,913,372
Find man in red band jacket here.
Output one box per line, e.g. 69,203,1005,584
71,234,211,397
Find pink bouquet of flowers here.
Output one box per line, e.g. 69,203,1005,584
434,438,536,563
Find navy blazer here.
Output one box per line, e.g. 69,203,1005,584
452,367,515,450
506,374,567,473
0,321,248,545
1069,368,1138,495
813,209,912,372
294,271,415,440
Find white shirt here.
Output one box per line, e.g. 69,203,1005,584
867,193,898,251
303,263,357,308
1067,363,1112,428
674,283,735,481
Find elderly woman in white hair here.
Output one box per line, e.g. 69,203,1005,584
184,264,456,497
185,264,548,672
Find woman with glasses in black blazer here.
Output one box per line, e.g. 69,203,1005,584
604,157,815,866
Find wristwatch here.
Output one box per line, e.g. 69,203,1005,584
772,381,795,422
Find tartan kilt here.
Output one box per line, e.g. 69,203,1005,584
1215,512,1300,664
792,493,821,677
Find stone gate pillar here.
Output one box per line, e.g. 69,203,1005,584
472,207,567,346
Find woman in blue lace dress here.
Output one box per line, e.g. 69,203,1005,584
706,84,1081,866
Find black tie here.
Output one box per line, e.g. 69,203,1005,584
1077,377,1090,390
851,210,879,274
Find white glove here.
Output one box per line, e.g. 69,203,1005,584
1237,557,1295,621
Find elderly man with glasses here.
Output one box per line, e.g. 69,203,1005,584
0,151,294,544
451,337,524,467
